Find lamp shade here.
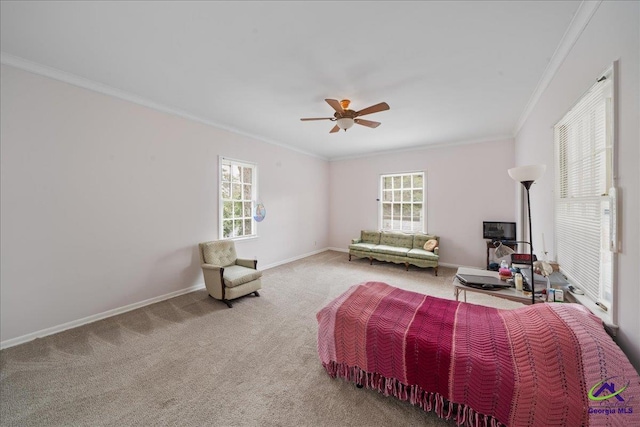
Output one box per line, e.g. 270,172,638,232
336,117,354,130
494,242,516,258
508,164,546,183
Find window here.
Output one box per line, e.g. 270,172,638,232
219,157,257,239
554,68,615,312
379,172,425,232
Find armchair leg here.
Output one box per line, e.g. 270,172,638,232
349,254,352,261
223,299,233,308
434,267,438,276
254,291,260,297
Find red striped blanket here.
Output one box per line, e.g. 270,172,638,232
317,282,640,426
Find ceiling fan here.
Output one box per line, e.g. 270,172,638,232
300,99,390,133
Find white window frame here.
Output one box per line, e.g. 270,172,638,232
379,171,426,232
219,157,258,240
553,64,617,322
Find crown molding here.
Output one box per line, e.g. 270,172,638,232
0,52,328,161
513,0,602,135
329,134,514,162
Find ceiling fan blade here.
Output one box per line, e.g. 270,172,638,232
325,99,344,113
300,117,333,121
355,102,390,117
354,118,381,128
329,124,340,133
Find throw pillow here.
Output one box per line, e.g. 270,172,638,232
423,239,437,252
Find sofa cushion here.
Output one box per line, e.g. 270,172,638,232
413,233,438,249
223,265,262,288
423,239,438,251
349,242,377,252
380,231,414,248
407,248,439,260
361,230,381,245
373,245,410,257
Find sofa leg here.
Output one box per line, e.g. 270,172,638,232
434,267,438,276
254,291,260,297
369,257,373,265
223,299,233,308
405,263,409,271
349,254,352,261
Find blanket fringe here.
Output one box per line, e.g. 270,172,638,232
323,361,505,427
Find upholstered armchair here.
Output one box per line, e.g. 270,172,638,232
198,240,262,308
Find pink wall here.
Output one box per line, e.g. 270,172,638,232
329,139,516,268
0,64,329,343
514,1,639,369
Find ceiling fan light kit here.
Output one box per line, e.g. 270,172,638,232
336,117,354,130
301,98,390,133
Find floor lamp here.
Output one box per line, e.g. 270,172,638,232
506,164,546,305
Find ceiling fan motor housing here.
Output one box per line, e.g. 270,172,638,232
334,110,357,119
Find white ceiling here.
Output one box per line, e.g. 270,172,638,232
1,1,583,160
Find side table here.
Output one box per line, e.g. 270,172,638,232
453,267,543,305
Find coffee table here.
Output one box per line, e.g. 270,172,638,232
453,267,544,305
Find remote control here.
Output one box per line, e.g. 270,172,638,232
569,285,584,295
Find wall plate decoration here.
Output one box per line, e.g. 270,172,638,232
254,202,266,222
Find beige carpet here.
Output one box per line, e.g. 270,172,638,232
0,251,523,426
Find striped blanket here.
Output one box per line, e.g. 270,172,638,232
317,282,640,426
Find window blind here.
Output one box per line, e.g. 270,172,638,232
554,77,612,304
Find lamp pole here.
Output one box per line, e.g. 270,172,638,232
521,181,536,305
508,164,546,306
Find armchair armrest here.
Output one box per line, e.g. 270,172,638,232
201,263,225,301
236,258,258,269
201,263,222,271
434,247,439,256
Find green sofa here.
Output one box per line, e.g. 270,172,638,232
348,230,439,275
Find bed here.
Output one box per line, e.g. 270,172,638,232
316,281,640,426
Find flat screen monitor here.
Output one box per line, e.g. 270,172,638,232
483,221,516,241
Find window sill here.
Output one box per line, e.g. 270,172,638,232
566,291,617,336
220,235,259,242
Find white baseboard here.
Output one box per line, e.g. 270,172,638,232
0,282,205,350
438,262,465,269
0,249,463,350
326,248,463,270
2,249,333,350
328,247,348,253
260,247,329,270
